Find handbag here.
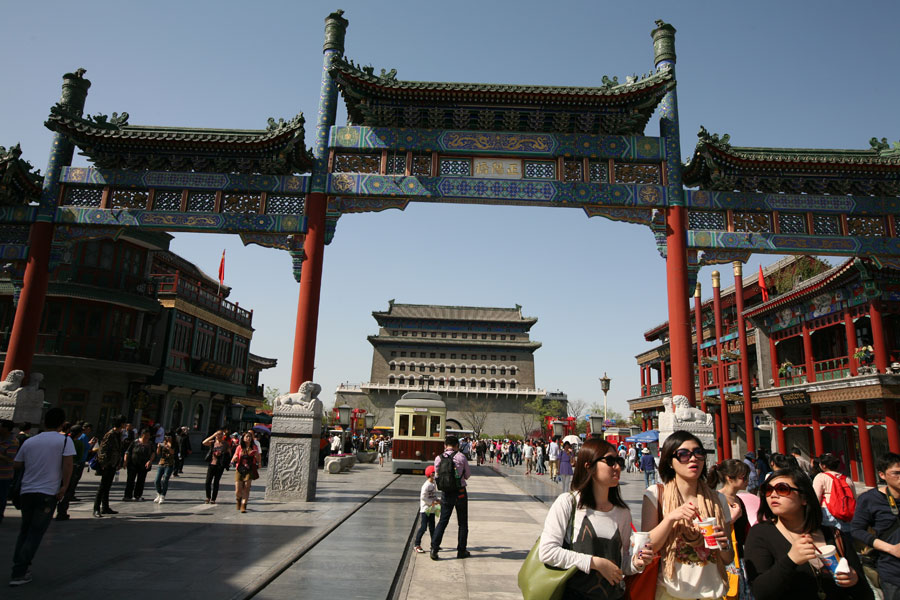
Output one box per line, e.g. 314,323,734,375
518,493,578,600
624,483,663,600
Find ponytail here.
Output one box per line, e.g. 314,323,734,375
707,458,750,489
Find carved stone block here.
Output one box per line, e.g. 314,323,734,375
658,395,718,463
265,381,323,502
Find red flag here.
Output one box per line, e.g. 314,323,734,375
758,265,769,302
218,249,226,288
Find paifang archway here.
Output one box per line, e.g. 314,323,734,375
2,12,898,460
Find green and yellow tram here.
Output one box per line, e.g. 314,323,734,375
391,392,446,474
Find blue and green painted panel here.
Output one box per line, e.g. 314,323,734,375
329,127,665,161
0,205,38,225
60,167,310,194
686,189,900,216
688,230,900,256
326,173,666,207
55,207,304,234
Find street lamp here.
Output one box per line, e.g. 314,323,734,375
599,373,611,425
365,413,375,430
589,414,605,439
229,403,245,425
337,403,352,427
551,420,564,439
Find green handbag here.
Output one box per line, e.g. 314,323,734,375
518,493,578,600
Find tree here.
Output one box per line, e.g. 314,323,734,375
519,398,541,439
567,398,588,421
358,397,388,427
769,256,831,295
263,386,280,411
460,398,493,438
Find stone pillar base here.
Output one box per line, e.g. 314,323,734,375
0,371,45,424
658,395,718,463
265,393,322,502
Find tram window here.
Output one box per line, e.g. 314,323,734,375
398,414,410,436
429,417,441,438
412,414,426,437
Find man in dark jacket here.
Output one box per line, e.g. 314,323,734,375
93,416,125,518
851,452,900,600
639,447,657,488
175,427,192,476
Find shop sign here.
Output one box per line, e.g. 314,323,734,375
780,391,810,406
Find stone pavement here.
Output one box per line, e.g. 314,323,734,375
1,459,412,599
397,461,650,599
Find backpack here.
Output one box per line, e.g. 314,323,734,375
436,451,460,492
824,472,856,522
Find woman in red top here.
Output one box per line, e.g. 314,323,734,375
230,431,259,513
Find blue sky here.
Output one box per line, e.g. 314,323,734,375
2,1,898,415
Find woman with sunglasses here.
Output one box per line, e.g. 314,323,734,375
641,430,733,599
743,467,873,600
539,438,654,599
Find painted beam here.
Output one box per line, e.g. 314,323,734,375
686,189,900,216
59,167,310,194
329,126,666,161
54,207,305,234
0,206,38,225
688,230,900,257
326,174,667,207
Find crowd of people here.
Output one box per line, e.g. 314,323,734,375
2,409,269,587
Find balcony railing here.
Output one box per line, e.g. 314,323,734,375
814,356,850,382
151,272,252,327
31,332,153,364
344,381,546,396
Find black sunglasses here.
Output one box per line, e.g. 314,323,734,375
762,482,801,497
674,448,707,463
594,455,626,468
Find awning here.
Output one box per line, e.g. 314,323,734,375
241,412,272,424
625,430,659,443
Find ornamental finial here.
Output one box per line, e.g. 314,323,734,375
324,9,349,54
733,261,743,277
711,270,721,287
651,20,677,68
694,282,701,297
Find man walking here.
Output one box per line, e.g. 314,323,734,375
851,452,900,600
430,435,471,561
0,419,19,523
55,423,85,520
9,407,75,587
547,436,561,483
93,415,125,518
523,440,534,475
639,447,656,488
790,446,813,478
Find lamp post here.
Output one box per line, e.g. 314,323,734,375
365,413,375,431
599,373,611,425
337,403,352,454
551,420,564,440
589,414,605,439
229,403,245,428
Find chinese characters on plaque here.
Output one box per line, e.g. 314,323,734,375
472,158,523,179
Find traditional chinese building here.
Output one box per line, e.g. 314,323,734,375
0,229,275,444
335,301,547,435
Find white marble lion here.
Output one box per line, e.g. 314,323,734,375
672,395,713,426
274,381,323,413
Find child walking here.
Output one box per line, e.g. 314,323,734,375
414,465,439,553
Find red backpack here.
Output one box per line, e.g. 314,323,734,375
823,473,856,522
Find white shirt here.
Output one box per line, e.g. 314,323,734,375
523,444,534,459
419,479,437,512
16,431,76,495
548,441,560,460
154,426,165,445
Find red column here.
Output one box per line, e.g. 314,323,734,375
774,407,786,454
802,320,816,383
733,262,756,454
886,399,900,454
713,408,724,460
870,300,889,373
695,283,706,411
660,360,667,391
844,307,858,376
811,405,824,456
640,366,647,396
713,271,731,458
665,205,696,405
856,401,877,487
290,192,327,393
1,222,53,381
770,336,780,387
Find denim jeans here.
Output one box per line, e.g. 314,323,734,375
431,487,468,554
643,469,656,488
155,464,174,496
414,511,435,547
12,493,58,578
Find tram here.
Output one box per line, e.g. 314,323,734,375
391,391,446,474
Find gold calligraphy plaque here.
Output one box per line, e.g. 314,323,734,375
471,158,523,179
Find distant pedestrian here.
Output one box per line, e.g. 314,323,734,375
231,431,260,513
743,452,760,493
524,440,535,475
202,430,230,504
536,441,546,475
639,447,656,488
414,465,439,554
93,415,126,518
627,445,637,473
790,446,812,479
430,435,471,561
8,407,75,587
548,436,561,482
153,423,165,446
330,433,341,455
55,423,84,520
378,437,387,467
153,434,176,504
123,428,155,502
175,427,192,476
559,441,574,491
0,419,19,523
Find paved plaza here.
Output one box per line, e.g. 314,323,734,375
1,456,649,599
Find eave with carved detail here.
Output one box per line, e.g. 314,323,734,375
683,128,900,195
45,106,314,175
329,57,674,136
0,144,43,206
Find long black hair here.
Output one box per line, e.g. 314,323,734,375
707,458,750,488
658,430,708,483
571,438,627,510
757,467,822,533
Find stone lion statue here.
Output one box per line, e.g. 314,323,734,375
672,395,714,426
0,370,24,397
274,381,323,413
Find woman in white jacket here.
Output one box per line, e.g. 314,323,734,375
539,438,654,599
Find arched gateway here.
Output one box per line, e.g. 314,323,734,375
1,12,898,483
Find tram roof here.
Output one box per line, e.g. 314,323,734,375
396,392,445,408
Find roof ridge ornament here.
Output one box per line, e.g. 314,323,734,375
86,111,129,129
698,125,730,149
601,75,619,89
870,137,900,156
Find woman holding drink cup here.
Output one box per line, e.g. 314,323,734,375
539,438,655,599
743,466,872,599
640,430,734,599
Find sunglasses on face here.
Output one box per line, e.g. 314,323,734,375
762,482,801,497
594,455,626,469
674,448,707,463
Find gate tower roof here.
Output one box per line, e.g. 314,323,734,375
683,127,900,195
373,302,537,326
45,105,313,175
329,57,674,135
